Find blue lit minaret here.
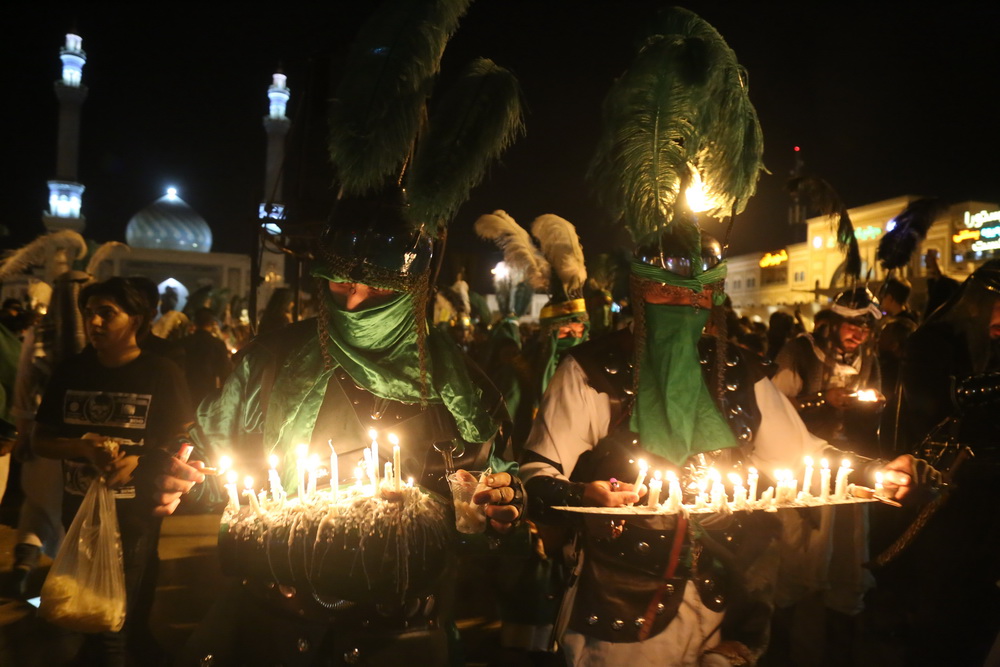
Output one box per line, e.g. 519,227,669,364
43,33,88,233
259,71,290,225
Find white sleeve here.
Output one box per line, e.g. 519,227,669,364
770,366,802,399
520,356,611,483
748,376,828,473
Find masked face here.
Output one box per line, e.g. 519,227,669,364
557,322,587,339
327,282,398,312
838,321,870,352
642,284,714,309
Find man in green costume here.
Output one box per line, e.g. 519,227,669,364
150,0,528,661
156,195,524,666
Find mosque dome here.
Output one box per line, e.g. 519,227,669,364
126,188,212,253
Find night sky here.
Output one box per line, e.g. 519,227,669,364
4,2,998,291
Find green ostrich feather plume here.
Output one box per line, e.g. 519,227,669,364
589,7,764,256
328,0,472,196
407,58,525,235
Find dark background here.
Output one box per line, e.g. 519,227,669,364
4,2,998,290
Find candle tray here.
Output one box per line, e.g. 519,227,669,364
552,495,878,517
218,487,452,602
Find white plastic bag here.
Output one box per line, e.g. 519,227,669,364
39,477,127,633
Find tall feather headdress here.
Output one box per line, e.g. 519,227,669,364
589,7,764,261
326,0,524,239
787,174,861,280
877,198,947,272
0,230,88,283
474,210,549,290
531,214,587,301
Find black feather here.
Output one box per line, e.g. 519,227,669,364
788,175,860,280
877,198,947,270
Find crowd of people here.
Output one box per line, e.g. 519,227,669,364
1,4,998,666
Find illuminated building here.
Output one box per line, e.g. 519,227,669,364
726,196,999,322
3,33,254,313
43,34,88,233
257,71,292,312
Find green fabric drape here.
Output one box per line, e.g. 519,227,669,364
630,305,736,466
321,291,497,445
539,318,590,395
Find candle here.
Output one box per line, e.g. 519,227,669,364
729,473,747,510
244,476,263,516
747,467,759,504
695,478,708,509
354,465,364,491
632,459,648,505
267,454,285,503
665,471,682,512
786,471,798,502
802,456,814,497
367,429,380,487
389,434,402,491
406,476,414,488
384,461,393,487
307,454,320,498
819,459,831,502
328,440,338,501
835,458,852,500
761,486,774,507
709,468,726,511
647,471,662,507
224,469,240,514
295,443,309,497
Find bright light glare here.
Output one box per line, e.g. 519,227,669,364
166,187,178,200
684,168,713,213
491,262,509,279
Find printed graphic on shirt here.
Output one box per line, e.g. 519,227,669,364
62,390,152,429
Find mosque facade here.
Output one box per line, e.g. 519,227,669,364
0,33,294,320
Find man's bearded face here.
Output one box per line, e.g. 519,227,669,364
838,321,870,352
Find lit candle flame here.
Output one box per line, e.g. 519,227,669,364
243,475,254,490
368,428,378,441
728,473,743,486
226,469,238,484
268,454,279,469
219,455,233,473
821,458,829,469
296,443,309,460
804,456,813,467
388,433,400,446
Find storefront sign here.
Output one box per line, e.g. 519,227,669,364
963,209,1000,229
759,249,788,267
855,225,882,241
953,228,980,244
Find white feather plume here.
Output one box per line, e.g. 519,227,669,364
85,241,129,277
530,214,587,295
474,210,549,289
452,279,470,315
0,230,87,282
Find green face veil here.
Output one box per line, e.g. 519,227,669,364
315,270,498,445
629,261,735,466
540,316,590,395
